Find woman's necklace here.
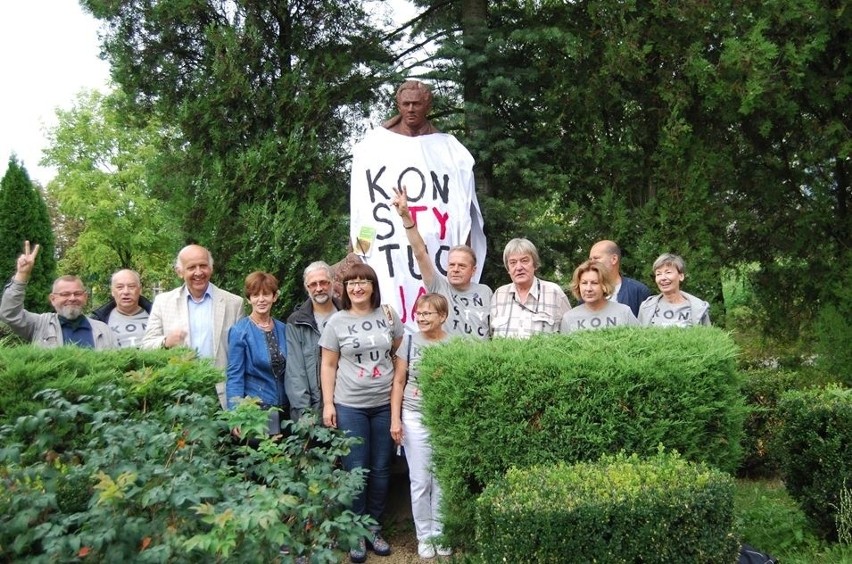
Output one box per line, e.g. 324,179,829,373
250,314,273,331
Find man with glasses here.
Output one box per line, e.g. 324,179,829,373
91,269,153,348
285,261,341,421
0,240,117,348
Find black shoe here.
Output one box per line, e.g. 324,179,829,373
349,537,367,563
367,531,391,556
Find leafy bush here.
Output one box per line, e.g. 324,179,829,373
0,346,222,423
776,385,852,540
737,369,801,478
0,386,371,562
476,450,738,563
814,302,852,388
418,327,745,545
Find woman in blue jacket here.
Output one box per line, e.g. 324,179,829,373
225,271,288,434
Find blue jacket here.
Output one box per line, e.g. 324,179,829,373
225,317,287,410
617,276,653,317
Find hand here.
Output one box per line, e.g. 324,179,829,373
323,404,337,428
164,328,188,348
14,241,40,283
391,186,410,218
390,419,403,445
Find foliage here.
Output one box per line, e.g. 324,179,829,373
41,89,180,303
0,345,222,425
418,327,745,545
476,450,738,563
813,251,852,387
737,369,802,478
0,157,56,313
776,385,852,540
408,0,850,339
0,386,370,562
733,479,852,563
82,0,400,315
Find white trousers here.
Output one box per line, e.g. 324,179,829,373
402,410,444,542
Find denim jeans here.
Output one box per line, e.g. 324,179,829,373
335,402,393,526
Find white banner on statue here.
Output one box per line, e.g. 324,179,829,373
350,127,486,331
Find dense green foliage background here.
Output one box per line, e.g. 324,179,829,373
1,0,847,343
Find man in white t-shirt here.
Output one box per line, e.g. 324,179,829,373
91,269,152,348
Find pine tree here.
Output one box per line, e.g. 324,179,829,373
0,157,56,313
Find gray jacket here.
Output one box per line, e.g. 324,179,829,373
284,297,340,421
0,280,118,349
638,291,711,327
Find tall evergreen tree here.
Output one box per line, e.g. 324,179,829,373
0,157,56,313
83,0,399,312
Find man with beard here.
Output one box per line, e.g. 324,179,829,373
285,261,340,421
0,240,117,348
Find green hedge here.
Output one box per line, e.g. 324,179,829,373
776,385,852,540
737,369,801,478
476,450,738,563
418,327,745,545
0,345,223,423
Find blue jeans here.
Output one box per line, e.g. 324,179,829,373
335,402,393,526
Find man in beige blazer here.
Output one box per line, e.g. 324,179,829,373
142,244,244,371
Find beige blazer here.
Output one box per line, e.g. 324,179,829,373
141,282,244,369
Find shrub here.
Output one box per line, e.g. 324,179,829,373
0,346,222,423
737,369,801,478
418,327,745,545
0,386,371,562
476,450,738,563
776,385,852,540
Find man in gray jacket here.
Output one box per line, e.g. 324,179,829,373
0,240,117,349
285,261,340,421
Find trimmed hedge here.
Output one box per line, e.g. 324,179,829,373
476,451,738,563
0,345,223,423
737,369,800,478
776,385,852,540
418,327,745,544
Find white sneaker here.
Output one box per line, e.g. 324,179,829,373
435,544,452,557
417,541,436,558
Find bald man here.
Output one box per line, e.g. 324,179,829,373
588,240,651,317
91,269,153,348
141,245,244,369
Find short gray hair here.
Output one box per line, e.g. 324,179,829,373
652,253,685,274
303,261,333,284
502,238,541,270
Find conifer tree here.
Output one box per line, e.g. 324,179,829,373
0,157,56,313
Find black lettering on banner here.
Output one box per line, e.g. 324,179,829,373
373,203,395,240
399,167,426,201
434,245,450,276
407,247,423,281
378,244,401,277
431,171,450,204
366,167,390,203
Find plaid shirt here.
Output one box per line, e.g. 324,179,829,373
489,277,571,338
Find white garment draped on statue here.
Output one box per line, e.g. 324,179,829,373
350,127,486,330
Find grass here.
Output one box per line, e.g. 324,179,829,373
734,479,852,563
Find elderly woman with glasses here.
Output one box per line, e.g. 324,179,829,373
390,293,453,559
638,253,711,327
319,263,404,563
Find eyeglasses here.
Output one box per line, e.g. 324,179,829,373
54,291,86,298
346,280,373,289
306,280,330,289
416,311,439,318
